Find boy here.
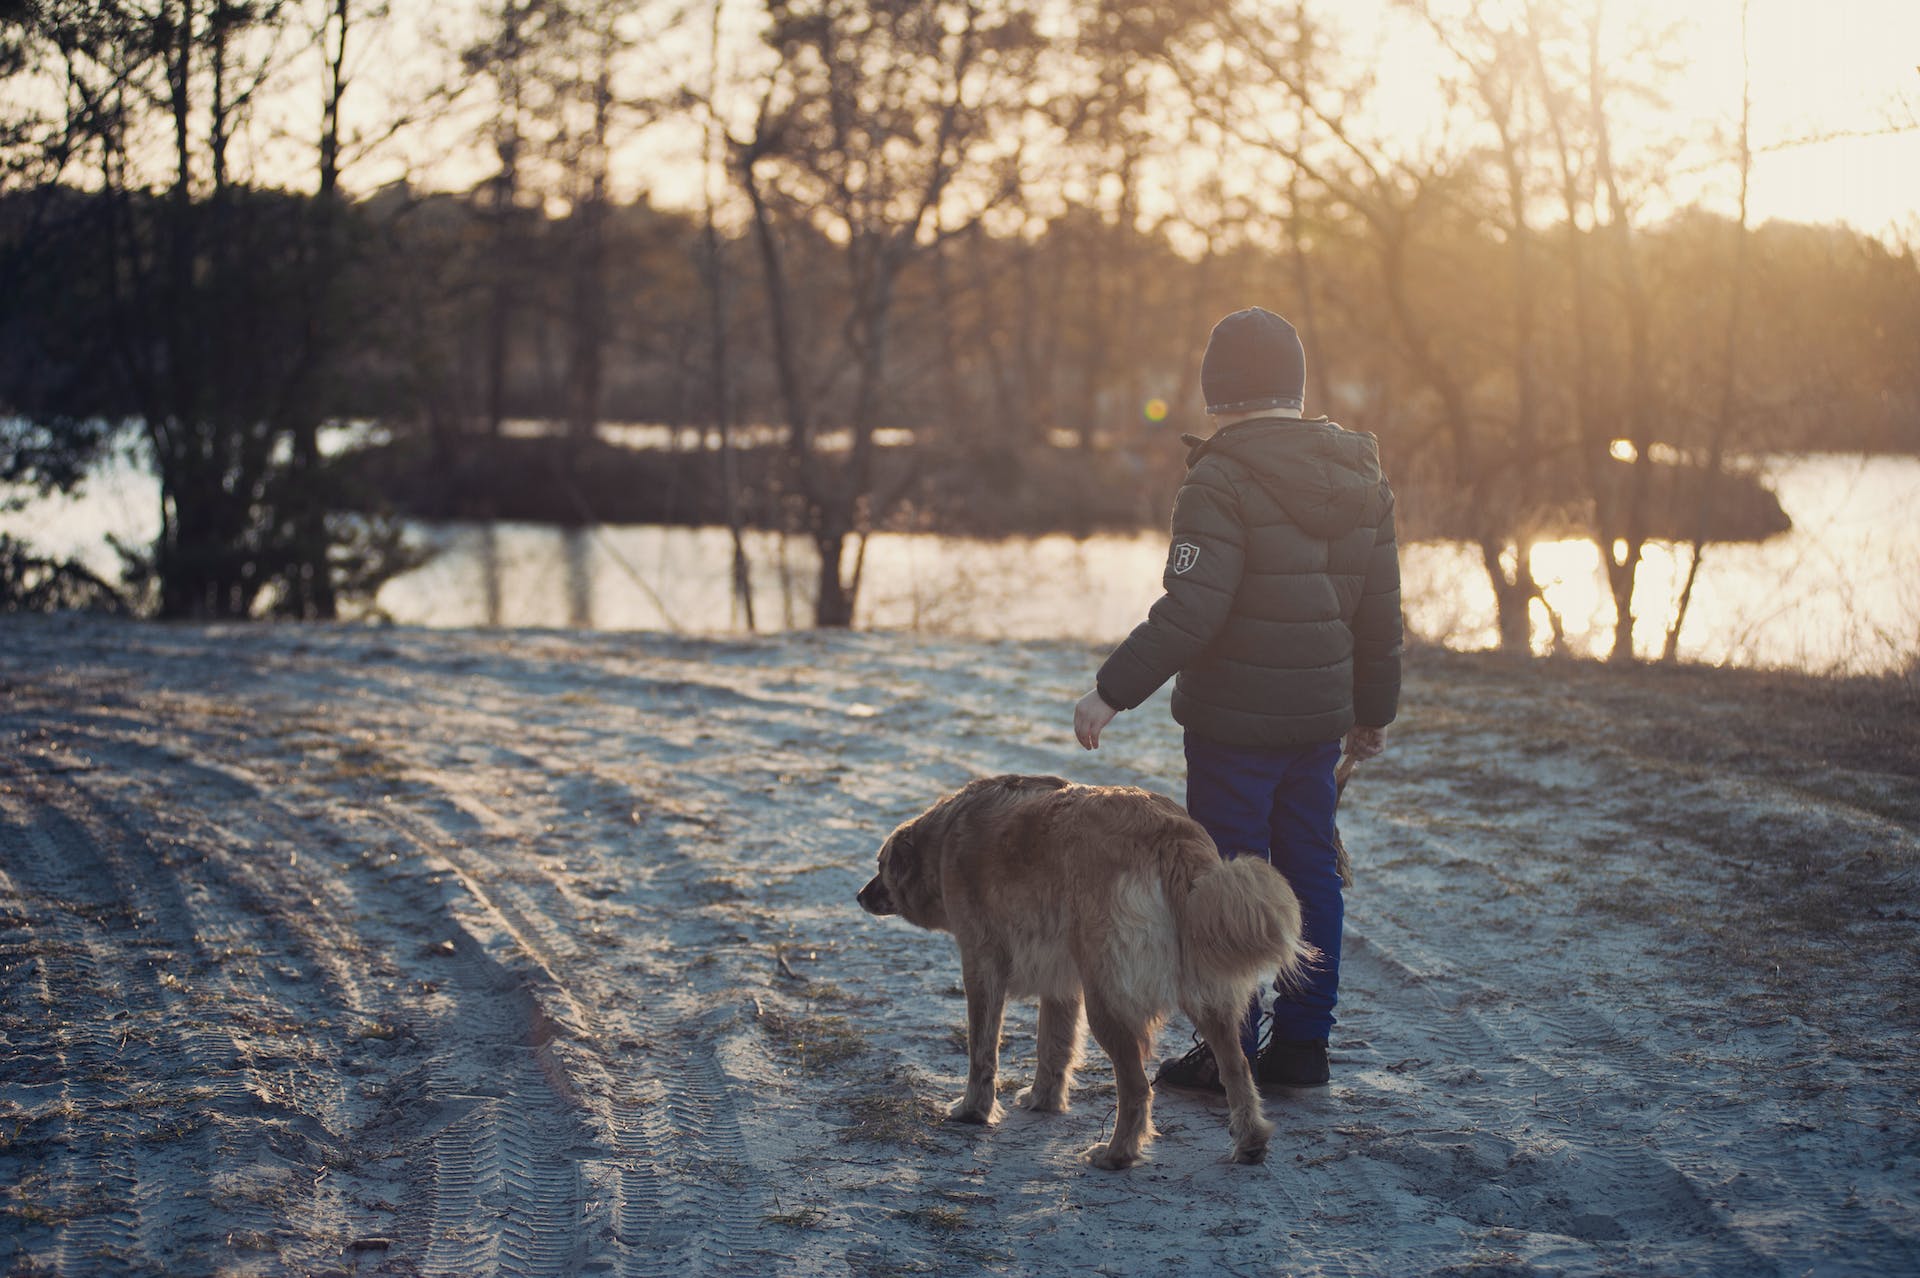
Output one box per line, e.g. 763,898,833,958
1072,306,1402,1090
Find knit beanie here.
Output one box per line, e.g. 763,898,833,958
1200,307,1306,414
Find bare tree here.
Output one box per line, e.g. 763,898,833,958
1527,0,1679,662
7,0,417,619
1185,1,1544,651
1664,0,1752,663
730,0,1038,627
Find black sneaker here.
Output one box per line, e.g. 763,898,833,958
1152,1036,1225,1093
1256,1037,1330,1089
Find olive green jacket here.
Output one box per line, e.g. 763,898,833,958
1095,416,1402,747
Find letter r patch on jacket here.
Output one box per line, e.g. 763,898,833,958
1170,542,1201,575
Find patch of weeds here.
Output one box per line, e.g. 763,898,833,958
759,1005,868,1073
763,1205,830,1230
895,1204,967,1233
934,1189,995,1206
350,1019,401,1042
836,1084,943,1150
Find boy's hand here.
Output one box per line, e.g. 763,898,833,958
1345,725,1386,761
1074,689,1119,750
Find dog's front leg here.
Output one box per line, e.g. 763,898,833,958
949,956,1007,1125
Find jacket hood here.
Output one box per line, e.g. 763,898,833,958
1185,417,1386,538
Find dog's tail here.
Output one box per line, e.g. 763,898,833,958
1167,837,1313,1014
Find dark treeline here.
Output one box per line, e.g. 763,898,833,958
3,0,1917,650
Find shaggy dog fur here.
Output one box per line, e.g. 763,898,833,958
857,774,1312,1170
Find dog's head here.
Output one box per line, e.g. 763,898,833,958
857,815,946,930
857,776,1072,931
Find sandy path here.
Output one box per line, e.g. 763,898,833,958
1,617,1915,1276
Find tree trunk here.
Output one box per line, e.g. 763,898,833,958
813,528,854,628
1481,540,1537,654
284,0,352,620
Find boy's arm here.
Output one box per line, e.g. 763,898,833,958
1351,483,1403,728
1093,466,1247,714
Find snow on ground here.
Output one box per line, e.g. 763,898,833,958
0,616,1915,1277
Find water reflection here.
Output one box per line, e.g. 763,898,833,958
565,527,591,630
375,456,1919,674
7,451,1916,675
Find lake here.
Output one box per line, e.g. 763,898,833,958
7,450,1917,675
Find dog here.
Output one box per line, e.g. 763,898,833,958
856,774,1311,1169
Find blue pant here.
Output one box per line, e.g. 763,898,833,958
1183,732,1344,1057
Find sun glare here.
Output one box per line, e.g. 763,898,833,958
1310,0,1920,242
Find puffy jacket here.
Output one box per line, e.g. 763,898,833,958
1094,416,1402,747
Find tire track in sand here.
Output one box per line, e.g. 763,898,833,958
348,791,596,1278
0,786,283,1275
342,670,780,1278
1338,909,1782,1275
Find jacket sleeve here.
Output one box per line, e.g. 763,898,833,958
1351,483,1403,727
1094,465,1246,711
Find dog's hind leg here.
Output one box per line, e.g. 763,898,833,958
949,956,1008,1125
1190,1003,1273,1164
1082,994,1155,1170
1017,992,1084,1114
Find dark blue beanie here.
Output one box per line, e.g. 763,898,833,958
1200,307,1306,414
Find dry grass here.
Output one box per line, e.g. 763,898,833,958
1405,643,1920,1041
894,1204,968,1233
758,1004,868,1072
1406,644,1920,825
764,1205,831,1229
835,1076,944,1149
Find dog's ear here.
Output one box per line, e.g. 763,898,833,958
880,818,919,861
881,818,942,929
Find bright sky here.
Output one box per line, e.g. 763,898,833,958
1293,0,1920,242
1608,0,1920,240
225,0,1920,246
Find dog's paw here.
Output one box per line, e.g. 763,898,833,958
1227,1112,1274,1165
1015,1086,1068,1114
1084,1142,1141,1171
946,1096,1002,1126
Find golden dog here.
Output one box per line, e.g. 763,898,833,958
857,774,1310,1169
